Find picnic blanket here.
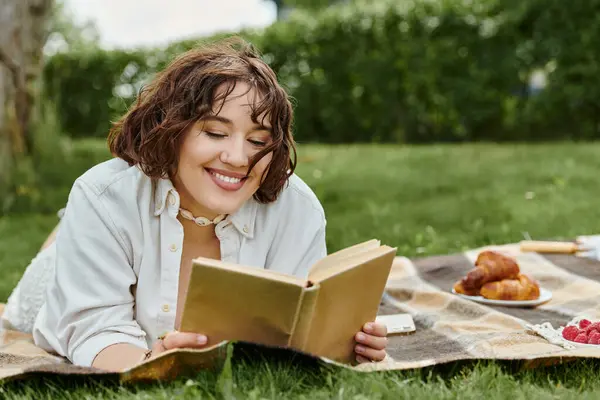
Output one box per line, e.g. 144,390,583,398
1,243,600,383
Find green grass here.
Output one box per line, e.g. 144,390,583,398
2,140,600,398
3,360,600,399
298,143,600,255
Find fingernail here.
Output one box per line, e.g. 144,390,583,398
356,332,366,341
355,345,365,354
197,335,207,345
364,323,373,333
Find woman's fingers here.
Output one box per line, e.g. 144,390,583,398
355,354,371,364
355,331,388,351
363,322,387,337
355,344,387,362
149,337,167,359
161,331,208,351
354,322,389,363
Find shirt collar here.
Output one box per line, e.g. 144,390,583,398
228,197,258,239
153,177,171,217
153,177,257,239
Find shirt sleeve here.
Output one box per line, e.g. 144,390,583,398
32,178,148,367
265,192,328,279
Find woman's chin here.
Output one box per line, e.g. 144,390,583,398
201,199,243,217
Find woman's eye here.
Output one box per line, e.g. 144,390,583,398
205,132,226,139
248,139,268,147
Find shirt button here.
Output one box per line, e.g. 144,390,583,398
169,244,178,252
243,225,249,233
168,193,176,206
162,304,170,312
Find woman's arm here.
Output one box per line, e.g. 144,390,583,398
40,222,60,251
92,343,147,371
32,178,148,368
92,331,210,372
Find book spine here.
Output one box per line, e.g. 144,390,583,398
288,284,320,351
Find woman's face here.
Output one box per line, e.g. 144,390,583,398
174,82,273,218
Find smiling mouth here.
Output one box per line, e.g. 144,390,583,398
213,171,242,184
205,168,248,191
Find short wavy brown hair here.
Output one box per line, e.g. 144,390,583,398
108,37,296,203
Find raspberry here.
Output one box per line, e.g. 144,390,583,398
574,333,588,343
585,322,600,334
579,319,592,329
588,331,600,345
562,325,580,341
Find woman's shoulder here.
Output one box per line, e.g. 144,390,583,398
68,158,156,221
253,174,327,275
284,174,325,216
76,158,147,196
260,174,325,225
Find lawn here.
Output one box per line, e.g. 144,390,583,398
2,140,600,398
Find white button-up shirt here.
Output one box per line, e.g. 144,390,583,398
30,158,327,367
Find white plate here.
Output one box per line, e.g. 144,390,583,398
451,287,552,307
564,340,600,348
558,326,600,348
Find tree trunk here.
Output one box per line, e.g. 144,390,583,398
0,0,53,200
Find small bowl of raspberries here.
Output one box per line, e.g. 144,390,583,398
561,319,600,346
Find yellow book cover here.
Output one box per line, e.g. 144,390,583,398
177,239,397,364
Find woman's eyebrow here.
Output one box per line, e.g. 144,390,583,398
250,123,272,133
200,115,233,125
200,115,272,133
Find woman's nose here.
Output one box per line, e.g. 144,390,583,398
220,137,248,167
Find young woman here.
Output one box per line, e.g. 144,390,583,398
2,38,388,372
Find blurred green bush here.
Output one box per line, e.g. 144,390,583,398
42,0,600,142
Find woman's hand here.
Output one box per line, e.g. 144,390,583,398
354,322,388,363
148,330,209,359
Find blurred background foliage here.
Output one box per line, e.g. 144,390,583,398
4,0,600,214
41,0,600,144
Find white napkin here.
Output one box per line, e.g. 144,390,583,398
526,316,594,350
576,235,600,260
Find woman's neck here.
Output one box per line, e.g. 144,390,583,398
172,181,226,242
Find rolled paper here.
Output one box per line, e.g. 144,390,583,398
519,240,579,254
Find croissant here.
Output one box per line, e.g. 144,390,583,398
480,274,540,301
453,281,480,296
458,252,520,291
475,250,517,269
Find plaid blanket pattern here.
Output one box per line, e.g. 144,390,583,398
2,244,600,382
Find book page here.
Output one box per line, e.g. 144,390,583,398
307,239,381,281
308,244,392,283
191,257,307,287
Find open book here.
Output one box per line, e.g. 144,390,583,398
177,240,397,365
